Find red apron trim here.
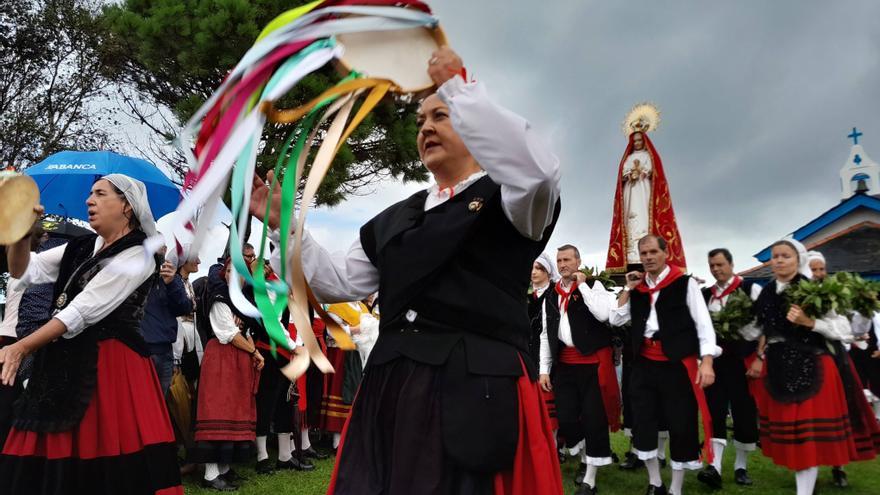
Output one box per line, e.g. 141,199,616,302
639,338,714,463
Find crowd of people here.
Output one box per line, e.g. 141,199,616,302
0,45,879,495
529,238,880,495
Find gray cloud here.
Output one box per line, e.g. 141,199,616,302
307,0,880,280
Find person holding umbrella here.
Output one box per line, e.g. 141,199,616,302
0,174,182,495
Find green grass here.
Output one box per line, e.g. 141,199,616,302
183,432,880,494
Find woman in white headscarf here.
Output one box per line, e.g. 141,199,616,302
806,251,827,280
744,238,880,495
529,252,560,433
0,174,182,495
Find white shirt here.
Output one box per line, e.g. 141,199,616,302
18,238,155,339
270,77,561,304
610,265,717,357
537,280,616,375
209,302,241,345
0,278,24,338
706,276,762,313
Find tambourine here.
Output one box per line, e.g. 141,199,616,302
0,172,39,245
335,24,447,95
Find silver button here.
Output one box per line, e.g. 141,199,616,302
405,309,418,322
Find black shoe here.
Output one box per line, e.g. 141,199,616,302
255,458,275,475
221,469,248,483
201,476,238,492
832,467,848,488
574,462,587,484
303,446,329,460
611,452,620,463
734,468,754,486
697,465,723,490
619,452,645,470
575,483,598,495
277,458,316,471
558,448,567,464
645,483,667,495
658,457,667,469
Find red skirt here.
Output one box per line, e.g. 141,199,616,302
756,354,880,470
0,339,182,495
319,347,350,433
194,339,260,442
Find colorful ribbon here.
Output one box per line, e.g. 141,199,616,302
170,1,439,380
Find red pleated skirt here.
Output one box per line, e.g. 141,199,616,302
0,339,182,495
319,347,350,433
755,354,880,470
194,339,260,443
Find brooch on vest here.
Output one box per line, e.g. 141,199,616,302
55,293,68,309
468,197,484,212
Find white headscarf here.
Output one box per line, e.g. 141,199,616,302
534,252,561,282
807,250,826,267
102,174,158,238
775,238,813,279
166,241,194,268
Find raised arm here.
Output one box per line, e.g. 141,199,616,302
438,77,561,240
268,229,378,304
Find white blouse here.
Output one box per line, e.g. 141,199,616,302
17,238,155,339
209,302,241,345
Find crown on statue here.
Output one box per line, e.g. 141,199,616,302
622,103,661,136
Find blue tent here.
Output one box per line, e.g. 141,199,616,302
24,151,180,221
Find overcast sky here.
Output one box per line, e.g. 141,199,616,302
152,1,880,283
294,0,880,282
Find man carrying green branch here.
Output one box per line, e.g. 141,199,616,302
697,248,762,490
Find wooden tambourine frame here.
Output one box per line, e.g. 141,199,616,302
334,22,447,96
0,174,39,245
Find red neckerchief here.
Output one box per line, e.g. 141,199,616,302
634,265,685,294
710,276,742,306
555,280,580,313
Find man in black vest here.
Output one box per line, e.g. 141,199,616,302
254,47,564,494
538,244,617,495
696,248,761,489
610,235,717,495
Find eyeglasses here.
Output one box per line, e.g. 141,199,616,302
243,253,257,261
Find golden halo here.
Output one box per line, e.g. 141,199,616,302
622,102,661,136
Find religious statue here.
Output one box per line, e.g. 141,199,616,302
606,103,687,272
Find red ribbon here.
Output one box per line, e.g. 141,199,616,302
634,264,685,295
640,338,714,463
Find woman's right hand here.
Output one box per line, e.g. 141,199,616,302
746,357,764,379
252,350,265,371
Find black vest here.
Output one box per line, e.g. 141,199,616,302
629,274,700,361
14,231,156,432
545,286,612,365
360,175,559,377
701,280,757,358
